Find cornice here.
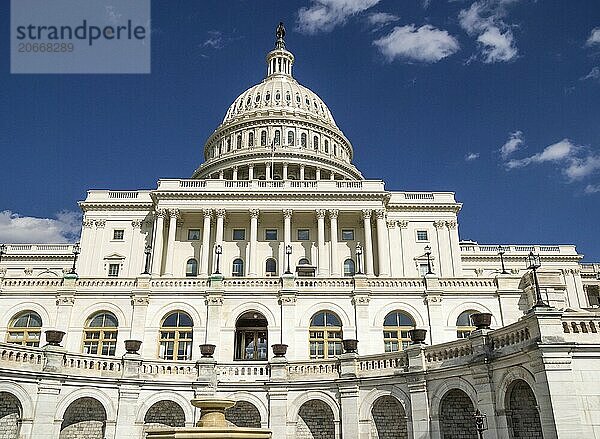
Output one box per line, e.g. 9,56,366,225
387,203,462,213
151,191,389,202
79,202,154,212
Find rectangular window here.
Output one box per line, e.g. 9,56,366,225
416,230,429,241
108,263,120,277
188,229,200,240
418,263,429,277
233,229,246,240
297,229,310,241
113,229,124,240
341,229,354,241
265,229,278,240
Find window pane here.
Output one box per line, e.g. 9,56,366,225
163,313,179,327
297,229,309,240
188,229,200,240
326,313,341,327
265,229,278,240
417,230,428,241
311,312,325,327
113,230,124,240
178,313,193,327
233,229,246,240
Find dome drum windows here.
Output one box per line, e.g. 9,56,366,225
159,311,193,360
274,130,281,146
237,135,242,149
383,311,416,352
83,312,118,356
309,311,343,359
261,130,267,146
300,133,307,148
7,311,42,346
248,132,254,147
287,131,294,146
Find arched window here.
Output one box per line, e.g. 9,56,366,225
265,91,270,101
232,258,244,277
261,130,267,146
159,311,193,360
7,311,42,346
235,312,268,360
83,312,118,356
186,258,198,277
298,258,310,265
287,131,295,146
301,132,307,148
226,138,231,152
265,258,277,276
313,136,319,150
309,311,343,359
343,259,355,276
274,130,281,146
324,139,329,153
456,310,478,338
383,311,415,352
237,135,242,149
248,132,254,147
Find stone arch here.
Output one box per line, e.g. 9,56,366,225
0,382,33,420
1,302,51,333
288,391,340,423
438,389,478,439
359,387,411,422
429,378,478,422
299,302,352,328
0,392,22,439
446,302,498,327
55,388,116,423
78,302,129,329
296,399,336,439
225,401,261,428
373,302,426,327
495,365,537,410
225,391,268,428
143,400,186,431
371,395,409,439
506,380,543,438
135,391,194,426
59,397,107,439
147,302,203,329
225,302,277,328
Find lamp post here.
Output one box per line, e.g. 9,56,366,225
424,245,433,275
473,409,488,439
69,242,80,275
0,244,6,264
214,244,222,275
285,244,292,274
527,251,549,308
355,243,363,275
498,245,508,274
142,244,152,275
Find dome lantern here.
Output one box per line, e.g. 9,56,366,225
266,22,294,77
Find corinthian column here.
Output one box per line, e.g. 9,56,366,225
316,209,328,276
375,209,390,277
362,209,374,276
212,209,226,272
329,209,340,276
151,209,166,275
164,209,180,276
249,209,260,276
200,209,212,276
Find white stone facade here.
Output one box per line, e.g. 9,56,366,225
1,25,600,439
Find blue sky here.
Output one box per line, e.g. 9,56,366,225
1,0,599,260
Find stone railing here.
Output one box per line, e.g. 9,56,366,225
424,338,474,366
1,278,64,287
0,343,44,371
459,243,578,256
490,318,533,351
1,243,75,254
157,179,385,193
216,363,270,382
358,351,408,376
295,278,354,289
140,359,197,377
287,359,340,378
62,352,122,376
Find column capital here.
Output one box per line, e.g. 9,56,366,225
248,163,254,169
232,165,238,170
155,209,168,219
374,209,386,220
215,209,226,219
249,208,260,219
386,220,396,229
203,208,213,218
168,208,181,219
328,209,339,220
398,220,409,229
316,209,327,219
300,164,306,169
82,219,95,228
446,220,457,230
95,219,107,228
361,209,372,220
131,219,143,229
283,209,293,219
433,220,446,229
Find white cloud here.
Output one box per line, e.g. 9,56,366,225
585,184,600,194
458,0,519,63
499,130,524,159
581,66,600,82
373,25,460,63
0,210,81,244
564,155,600,180
586,27,600,46
465,152,480,161
297,0,381,34
366,12,400,31
202,31,225,49
505,139,578,169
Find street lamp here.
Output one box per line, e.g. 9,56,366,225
285,244,292,274
498,245,508,274
0,244,6,264
142,244,152,274
424,245,433,275
527,251,549,309
69,242,81,275
355,243,363,275
214,244,223,275
473,409,488,439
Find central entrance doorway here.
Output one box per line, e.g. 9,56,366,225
235,311,268,360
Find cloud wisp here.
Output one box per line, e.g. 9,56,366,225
366,12,400,32
581,66,600,82
458,0,519,63
373,24,460,63
465,152,480,161
499,130,524,159
0,210,81,244
586,27,600,47
296,0,381,34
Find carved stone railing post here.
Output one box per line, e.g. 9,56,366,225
338,352,359,378
43,344,65,373
269,356,288,382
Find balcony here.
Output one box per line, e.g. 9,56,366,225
460,242,579,256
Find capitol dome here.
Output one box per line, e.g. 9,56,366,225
192,23,363,181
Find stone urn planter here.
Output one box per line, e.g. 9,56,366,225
471,312,492,330
342,339,359,353
409,329,427,345
45,330,66,346
199,343,216,358
271,343,288,357
124,339,142,354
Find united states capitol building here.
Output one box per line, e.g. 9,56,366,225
2,25,600,439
